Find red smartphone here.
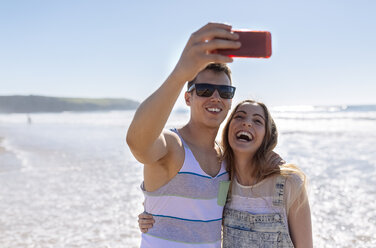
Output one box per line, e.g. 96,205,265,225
218,30,272,58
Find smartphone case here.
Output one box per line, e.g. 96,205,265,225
218,30,272,58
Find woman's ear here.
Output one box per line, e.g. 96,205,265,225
185,91,191,106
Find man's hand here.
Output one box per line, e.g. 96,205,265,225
138,212,155,233
172,22,241,83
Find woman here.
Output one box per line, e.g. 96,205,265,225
139,100,313,247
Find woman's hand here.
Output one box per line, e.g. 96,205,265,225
138,212,155,233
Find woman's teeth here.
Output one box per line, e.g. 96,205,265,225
236,131,252,141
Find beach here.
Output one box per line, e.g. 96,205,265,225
0,106,376,248
0,111,144,248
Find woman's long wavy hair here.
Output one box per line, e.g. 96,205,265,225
221,100,305,184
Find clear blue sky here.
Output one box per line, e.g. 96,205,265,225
1,0,375,107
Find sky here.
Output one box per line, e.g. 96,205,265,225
0,0,375,108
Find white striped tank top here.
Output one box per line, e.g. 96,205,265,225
140,129,229,248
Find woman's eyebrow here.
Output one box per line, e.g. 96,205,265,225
253,113,266,120
234,110,247,115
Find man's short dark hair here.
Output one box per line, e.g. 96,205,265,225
187,63,232,90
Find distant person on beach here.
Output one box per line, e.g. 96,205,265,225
127,22,282,247
139,100,313,247
27,115,32,125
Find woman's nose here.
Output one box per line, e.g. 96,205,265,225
242,121,252,127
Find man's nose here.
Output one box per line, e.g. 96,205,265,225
210,89,221,100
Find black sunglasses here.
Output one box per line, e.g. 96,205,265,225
187,83,236,99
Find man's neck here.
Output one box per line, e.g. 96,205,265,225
179,122,219,149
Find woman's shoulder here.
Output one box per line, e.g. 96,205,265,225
280,165,307,211
286,172,304,189
280,164,306,188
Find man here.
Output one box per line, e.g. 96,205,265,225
127,22,240,248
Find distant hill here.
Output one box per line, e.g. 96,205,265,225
0,95,139,113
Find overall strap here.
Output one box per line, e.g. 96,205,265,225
273,175,287,207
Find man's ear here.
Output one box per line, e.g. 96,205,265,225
184,91,191,106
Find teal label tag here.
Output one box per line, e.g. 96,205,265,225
217,181,230,206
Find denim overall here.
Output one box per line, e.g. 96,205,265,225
222,176,294,248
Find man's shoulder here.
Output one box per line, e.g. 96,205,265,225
154,128,185,165
162,128,183,147
143,129,186,190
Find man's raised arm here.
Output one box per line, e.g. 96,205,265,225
126,23,240,164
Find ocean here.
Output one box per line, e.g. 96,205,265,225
0,105,375,248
